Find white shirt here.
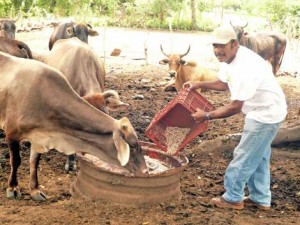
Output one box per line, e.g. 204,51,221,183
218,46,287,124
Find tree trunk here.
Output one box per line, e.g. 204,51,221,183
159,0,164,24
196,121,300,152
272,121,300,145
191,0,197,30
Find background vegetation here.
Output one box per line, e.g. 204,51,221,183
0,0,300,35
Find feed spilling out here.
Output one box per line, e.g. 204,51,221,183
165,126,191,155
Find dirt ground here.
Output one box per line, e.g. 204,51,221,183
0,27,299,225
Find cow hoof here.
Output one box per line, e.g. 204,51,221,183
30,190,48,201
6,187,22,199
65,161,77,172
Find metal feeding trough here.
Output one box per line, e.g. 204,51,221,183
71,141,189,205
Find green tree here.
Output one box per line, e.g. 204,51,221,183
151,0,183,24
257,0,288,24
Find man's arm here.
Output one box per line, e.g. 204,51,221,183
183,79,229,91
192,100,244,123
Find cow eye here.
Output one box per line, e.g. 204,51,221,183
179,59,186,64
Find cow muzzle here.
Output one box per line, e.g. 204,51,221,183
169,71,177,78
125,143,148,175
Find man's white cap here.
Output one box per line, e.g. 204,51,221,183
211,25,237,44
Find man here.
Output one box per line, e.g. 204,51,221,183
183,25,287,210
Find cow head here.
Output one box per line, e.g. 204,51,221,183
230,21,248,41
159,45,190,78
49,22,99,50
83,90,129,114
114,117,137,165
115,117,148,175
66,23,99,43
102,90,129,112
0,20,16,39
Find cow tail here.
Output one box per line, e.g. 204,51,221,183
17,41,33,59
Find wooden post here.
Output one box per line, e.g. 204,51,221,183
102,23,107,66
168,18,173,53
144,30,149,66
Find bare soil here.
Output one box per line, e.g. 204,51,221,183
0,27,299,225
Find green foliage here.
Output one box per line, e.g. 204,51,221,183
221,0,242,11
145,18,169,30
0,0,299,34
286,1,300,17
256,0,288,24
200,0,242,12
0,0,14,17
197,16,218,32
150,0,184,23
198,0,214,12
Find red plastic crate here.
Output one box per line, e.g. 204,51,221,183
145,87,214,155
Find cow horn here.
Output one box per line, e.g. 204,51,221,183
242,22,248,28
102,90,120,99
160,44,168,57
230,20,234,27
179,45,190,58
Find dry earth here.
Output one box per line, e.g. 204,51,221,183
0,27,299,225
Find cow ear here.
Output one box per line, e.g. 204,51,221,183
88,28,99,36
113,130,130,166
66,26,74,37
106,97,129,112
159,59,169,65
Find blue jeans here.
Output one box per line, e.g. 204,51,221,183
222,118,280,207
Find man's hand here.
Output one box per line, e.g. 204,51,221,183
183,81,201,91
191,108,207,123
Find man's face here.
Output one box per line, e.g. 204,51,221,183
212,40,238,64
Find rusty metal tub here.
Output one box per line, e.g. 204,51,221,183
70,141,189,205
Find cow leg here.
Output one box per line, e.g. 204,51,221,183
29,150,47,201
163,79,177,92
6,139,22,199
65,154,77,172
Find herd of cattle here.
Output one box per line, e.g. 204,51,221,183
0,18,288,201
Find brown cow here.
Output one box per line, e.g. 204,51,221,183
231,22,287,75
159,45,217,92
0,51,147,201
0,37,33,59
48,21,99,50
0,19,16,39
45,38,130,113
44,37,129,171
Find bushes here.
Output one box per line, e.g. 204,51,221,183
1,0,297,33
